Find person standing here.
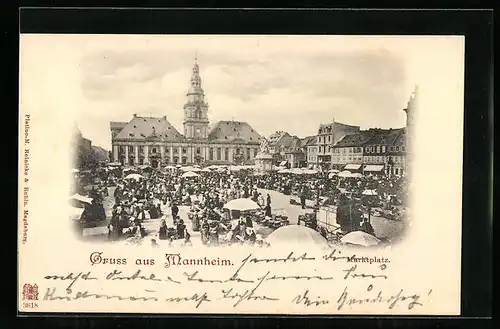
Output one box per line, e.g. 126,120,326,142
264,203,272,218
266,193,271,207
171,202,179,219
158,218,168,240
300,187,307,209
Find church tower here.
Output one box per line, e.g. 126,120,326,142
183,55,209,139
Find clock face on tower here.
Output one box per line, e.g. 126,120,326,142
195,128,201,137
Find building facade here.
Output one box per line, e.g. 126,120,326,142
362,128,406,176
267,131,298,166
330,128,407,176
306,144,319,168
283,135,316,169
331,130,374,170
110,58,261,168
315,120,360,171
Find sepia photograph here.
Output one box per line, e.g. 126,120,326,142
19,32,466,315
68,35,417,249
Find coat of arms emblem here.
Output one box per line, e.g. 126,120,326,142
22,283,39,301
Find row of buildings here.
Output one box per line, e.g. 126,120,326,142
268,87,417,177
109,56,417,177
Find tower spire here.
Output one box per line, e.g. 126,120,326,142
183,56,209,139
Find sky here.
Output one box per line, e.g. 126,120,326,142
20,35,463,151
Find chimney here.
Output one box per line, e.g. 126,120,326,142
133,113,137,118
163,116,167,120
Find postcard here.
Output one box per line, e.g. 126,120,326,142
18,34,464,315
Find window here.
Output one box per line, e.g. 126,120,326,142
182,148,187,154
382,146,386,153
328,136,331,142
217,148,221,160
152,148,157,153
254,149,258,157
129,146,133,153
139,146,143,153
247,148,250,159
196,147,201,154
402,146,406,151
209,148,214,160
119,146,124,152
224,148,229,161
376,146,380,153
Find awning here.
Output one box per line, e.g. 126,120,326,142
279,161,288,166
364,164,385,172
344,164,362,170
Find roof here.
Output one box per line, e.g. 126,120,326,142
318,121,360,134
301,135,317,147
285,136,304,153
114,115,184,142
208,120,261,144
391,129,406,147
364,128,405,146
333,131,374,148
267,131,291,145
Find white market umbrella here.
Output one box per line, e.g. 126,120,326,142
277,169,290,174
189,167,202,172
341,231,381,247
351,173,363,178
69,193,93,205
201,168,211,172
303,169,318,175
181,171,200,178
223,198,260,211
179,166,194,171
123,167,135,172
338,170,353,178
328,172,338,179
362,189,378,196
125,173,144,181
70,168,79,173
266,225,328,248
164,165,176,169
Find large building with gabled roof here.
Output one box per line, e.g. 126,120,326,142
110,58,262,167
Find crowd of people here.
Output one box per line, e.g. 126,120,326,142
71,163,409,246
